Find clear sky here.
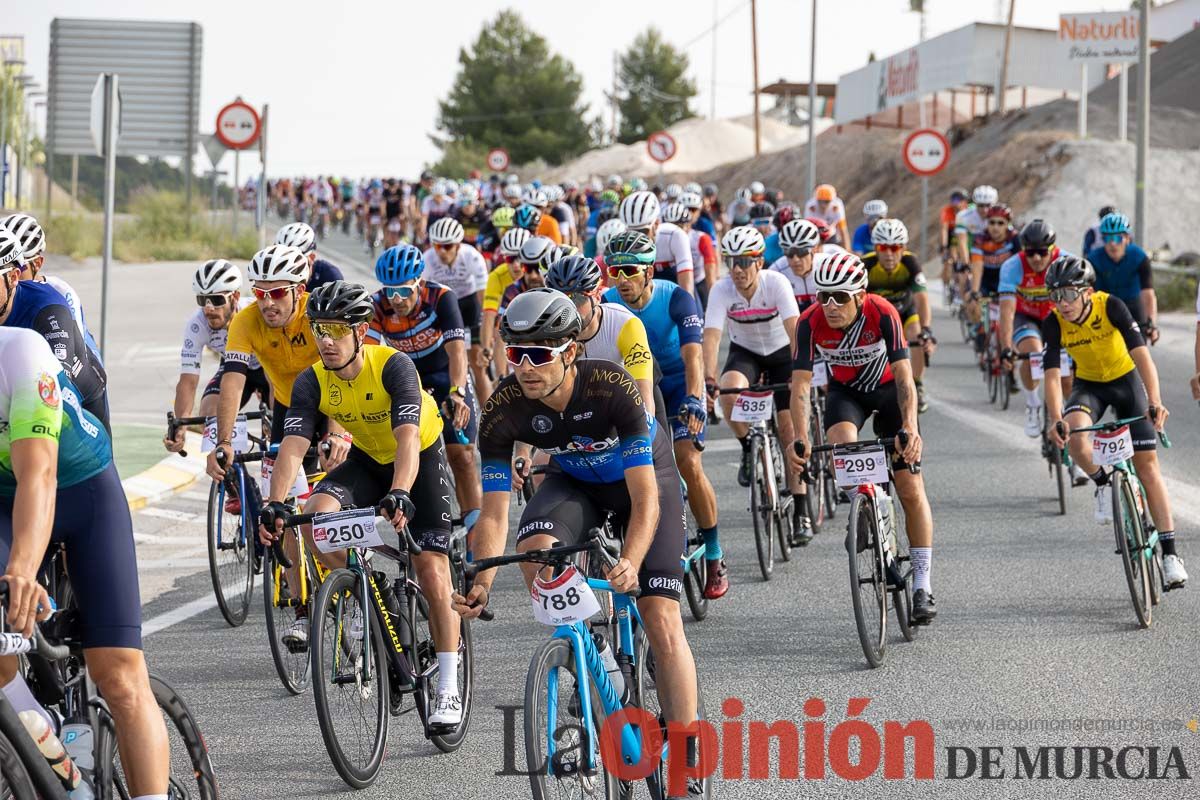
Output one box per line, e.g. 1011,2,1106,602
5,0,1134,180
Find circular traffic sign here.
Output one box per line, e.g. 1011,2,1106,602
486,147,510,172
902,128,951,176
646,130,677,164
215,100,261,150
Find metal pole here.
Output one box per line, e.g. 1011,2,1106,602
807,0,817,197
611,52,619,143
1134,0,1149,245
185,23,199,232
258,104,269,249
70,155,77,210
0,82,7,208
99,74,118,361
232,149,240,235
998,0,1016,113
1117,64,1128,143
15,103,25,207
921,177,929,265
210,170,218,226
1077,63,1087,139
710,0,718,119
750,0,761,156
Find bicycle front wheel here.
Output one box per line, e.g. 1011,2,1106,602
311,568,389,789
846,492,887,667
207,479,254,627
263,546,314,694
0,729,35,800
1112,471,1152,628
683,542,710,622
749,435,774,581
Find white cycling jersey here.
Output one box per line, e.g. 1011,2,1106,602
704,269,800,355
803,197,847,228
954,205,986,239
421,196,455,217
422,244,488,298
180,297,259,374
655,222,694,276
768,256,820,308
687,229,712,284
314,181,333,203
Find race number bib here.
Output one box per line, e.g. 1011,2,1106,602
1092,426,1134,466
530,565,601,627
811,360,829,389
1029,351,1044,380
311,508,386,554
730,391,774,423
201,415,249,453
368,214,381,225
833,444,889,487
260,455,310,500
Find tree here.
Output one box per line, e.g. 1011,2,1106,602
435,10,593,167
616,28,697,145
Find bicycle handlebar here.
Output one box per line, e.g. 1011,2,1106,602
0,585,71,662
1062,412,1170,448
798,432,921,475
716,382,791,395
167,410,269,458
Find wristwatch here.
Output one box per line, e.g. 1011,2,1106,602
449,385,467,399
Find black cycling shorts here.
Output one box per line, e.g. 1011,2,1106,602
722,342,792,411
311,441,454,554
980,269,1002,298
694,277,709,313
204,365,270,407
457,293,482,344
1065,370,1156,452
516,468,686,602
825,381,919,466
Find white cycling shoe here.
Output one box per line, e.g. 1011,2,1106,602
429,691,463,727
1163,555,1188,589
1093,486,1113,525
282,617,309,648
1024,405,1042,438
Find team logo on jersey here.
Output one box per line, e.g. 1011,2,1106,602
53,343,67,361
36,372,59,409
289,331,308,347
626,342,651,366
329,385,343,406
532,415,553,434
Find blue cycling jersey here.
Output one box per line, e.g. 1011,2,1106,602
1087,243,1150,303
851,223,874,255
763,231,783,265
694,213,716,244
602,280,702,381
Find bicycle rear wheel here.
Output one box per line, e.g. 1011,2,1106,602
0,728,36,800
1000,369,1014,411
749,435,774,581
417,570,476,753
985,333,1001,404
310,568,389,788
1112,471,1152,628
889,494,916,643
207,479,254,627
683,541,710,622
846,492,887,667
263,546,315,694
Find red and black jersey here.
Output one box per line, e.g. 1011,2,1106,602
793,294,909,392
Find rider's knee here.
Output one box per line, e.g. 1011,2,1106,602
89,652,152,713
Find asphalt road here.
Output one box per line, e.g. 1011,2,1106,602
43,227,1200,798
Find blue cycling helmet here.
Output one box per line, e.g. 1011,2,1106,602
514,204,542,231
1099,212,1130,236
375,244,424,285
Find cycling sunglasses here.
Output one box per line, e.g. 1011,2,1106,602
252,286,293,301
875,244,903,254
785,247,812,259
1102,233,1126,244
310,321,355,340
506,341,572,367
384,283,419,300
607,264,649,280
817,290,855,307
195,293,232,307
434,243,458,251
1024,247,1050,258
1049,287,1086,303
724,256,761,271
986,219,1009,226
521,262,546,275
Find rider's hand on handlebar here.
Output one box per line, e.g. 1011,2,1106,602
205,444,232,481
787,439,810,476
606,557,640,594
898,429,923,466
321,433,351,471
1148,404,1169,432
258,501,292,546
379,489,416,532
452,584,489,619
1049,418,1067,449
511,457,531,493
2,572,52,639
163,426,186,453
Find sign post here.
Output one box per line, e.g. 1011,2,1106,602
486,147,510,173
257,103,268,243
215,98,262,236
90,73,120,361
646,130,678,176
902,128,951,265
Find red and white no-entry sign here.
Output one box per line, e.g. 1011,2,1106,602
902,128,951,176
486,147,510,172
646,130,678,164
215,99,261,150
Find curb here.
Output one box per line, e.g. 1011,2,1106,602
122,432,207,511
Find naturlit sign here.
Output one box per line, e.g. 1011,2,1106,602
1059,11,1141,62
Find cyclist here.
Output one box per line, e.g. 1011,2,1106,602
165,260,269,453
763,203,797,265
748,202,776,243
665,201,713,309
522,189,563,244
601,231,725,596
1087,212,1158,342
453,290,703,773
313,175,334,234
545,185,577,247
1081,205,1118,255
770,219,823,309
275,221,345,292
424,217,491,399
620,190,694,297
953,184,997,269
0,326,173,798
475,205,515,262
454,185,488,248
593,218,627,269
481,227,532,375
966,203,1020,359
498,236,556,317
704,227,807,540
1042,256,1186,589
940,188,970,292
788,253,937,622
851,199,888,255
363,180,386,252
368,245,482,540
803,184,850,247
862,219,935,413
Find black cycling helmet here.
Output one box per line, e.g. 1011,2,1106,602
545,255,603,294
1020,219,1057,249
604,229,656,265
1045,255,1096,290
595,205,618,226
499,288,582,344
703,183,718,197
307,280,374,324
1098,205,1117,220
749,202,776,221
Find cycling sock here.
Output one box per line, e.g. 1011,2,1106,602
911,547,932,593
699,526,723,560
1,675,55,733
1090,468,1109,486
132,795,169,800
437,652,459,695
1160,531,1176,557
1023,387,1040,408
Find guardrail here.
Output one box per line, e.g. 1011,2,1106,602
1151,261,1199,279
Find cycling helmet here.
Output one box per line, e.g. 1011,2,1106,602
814,184,837,202
972,185,998,206
863,199,888,218
503,184,522,201
248,245,309,284
0,230,24,272
499,288,582,344
684,182,702,195
813,252,869,293
307,280,374,324
731,208,752,226
985,204,1012,221
779,219,821,253
595,206,618,226
720,226,766,257
679,192,703,211
749,202,775,223
630,178,648,192
772,203,798,229
432,179,450,196
553,244,579,261
491,206,515,230
547,185,565,203
499,227,532,258
703,183,718,198
545,255,603,294
192,259,243,295
734,187,752,202
522,187,548,207
1045,255,1096,289
604,229,656,266
518,236,558,271
595,219,628,258
748,180,766,196
1099,212,1131,236
662,202,691,225
428,217,465,245
514,204,542,231
1020,219,1057,249
950,187,969,201
1097,205,1117,220
459,185,480,204
599,189,620,206
619,191,660,229
0,214,45,259
506,173,521,185
275,221,317,253
806,217,834,243
375,244,425,285
870,218,909,246
606,174,623,188
665,183,683,201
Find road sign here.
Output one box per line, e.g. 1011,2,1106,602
646,130,677,164
902,128,950,176
486,147,510,172
201,133,226,168
89,73,122,158
216,99,261,150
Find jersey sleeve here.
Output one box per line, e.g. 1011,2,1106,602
380,352,425,430
483,267,506,313
608,368,654,470
477,381,520,492
773,273,801,320
616,314,654,382
668,286,704,344
997,255,1022,295
466,246,489,292
702,281,729,331
222,306,256,375
282,368,322,441
366,296,386,343
877,299,910,363
905,256,927,293
1106,293,1146,351
1136,253,1153,291
180,313,206,375
671,229,693,274
1041,314,1064,371
436,289,467,342
698,234,716,268
792,315,814,372
31,305,105,405
4,333,64,443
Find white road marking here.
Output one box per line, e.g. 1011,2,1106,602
138,507,203,523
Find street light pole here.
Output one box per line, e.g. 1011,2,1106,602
807,0,817,196
750,0,761,156
1133,0,1150,245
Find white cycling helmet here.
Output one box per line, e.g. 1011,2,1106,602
459,184,480,204
193,259,243,295
543,185,563,203
606,174,623,188
779,219,822,253
679,192,703,211
735,187,752,202
433,179,451,197
429,217,465,245
684,181,702,196
665,183,683,200
972,185,998,206
863,199,888,218
619,191,660,229
248,244,309,284
720,226,766,257
505,173,521,185
0,214,45,260
871,218,909,246
275,221,317,253
813,252,869,293
748,180,766,196
522,187,548,207
499,227,532,258
662,202,691,225
0,230,23,272
518,236,558,270
630,177,648,191
503,184,522,200
595,219,627,257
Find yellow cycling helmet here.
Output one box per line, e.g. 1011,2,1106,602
491,206,515,231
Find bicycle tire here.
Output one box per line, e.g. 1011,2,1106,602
1053,448,1067,516
0,706,54,800
206,479,254,627
888,489,916,643
0,729,35,800
769,435,793,562
524,637,619,800
310,568,389,788
683,544,710,622
1000,369,1013,411
1112,471,1152,628
806,395,828,532
262,546,314,695
748,435,774,581
427,566,475,753
846,493,887,667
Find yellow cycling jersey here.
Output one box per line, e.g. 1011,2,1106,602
483,263,517,313
224,292,318,407
1044,291,1139,383
577,302,655,383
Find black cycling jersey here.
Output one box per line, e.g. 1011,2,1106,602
307,259,344,293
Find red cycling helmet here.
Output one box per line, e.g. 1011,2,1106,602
986,204,1012,222
772,203,798,229
805,216,834,243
